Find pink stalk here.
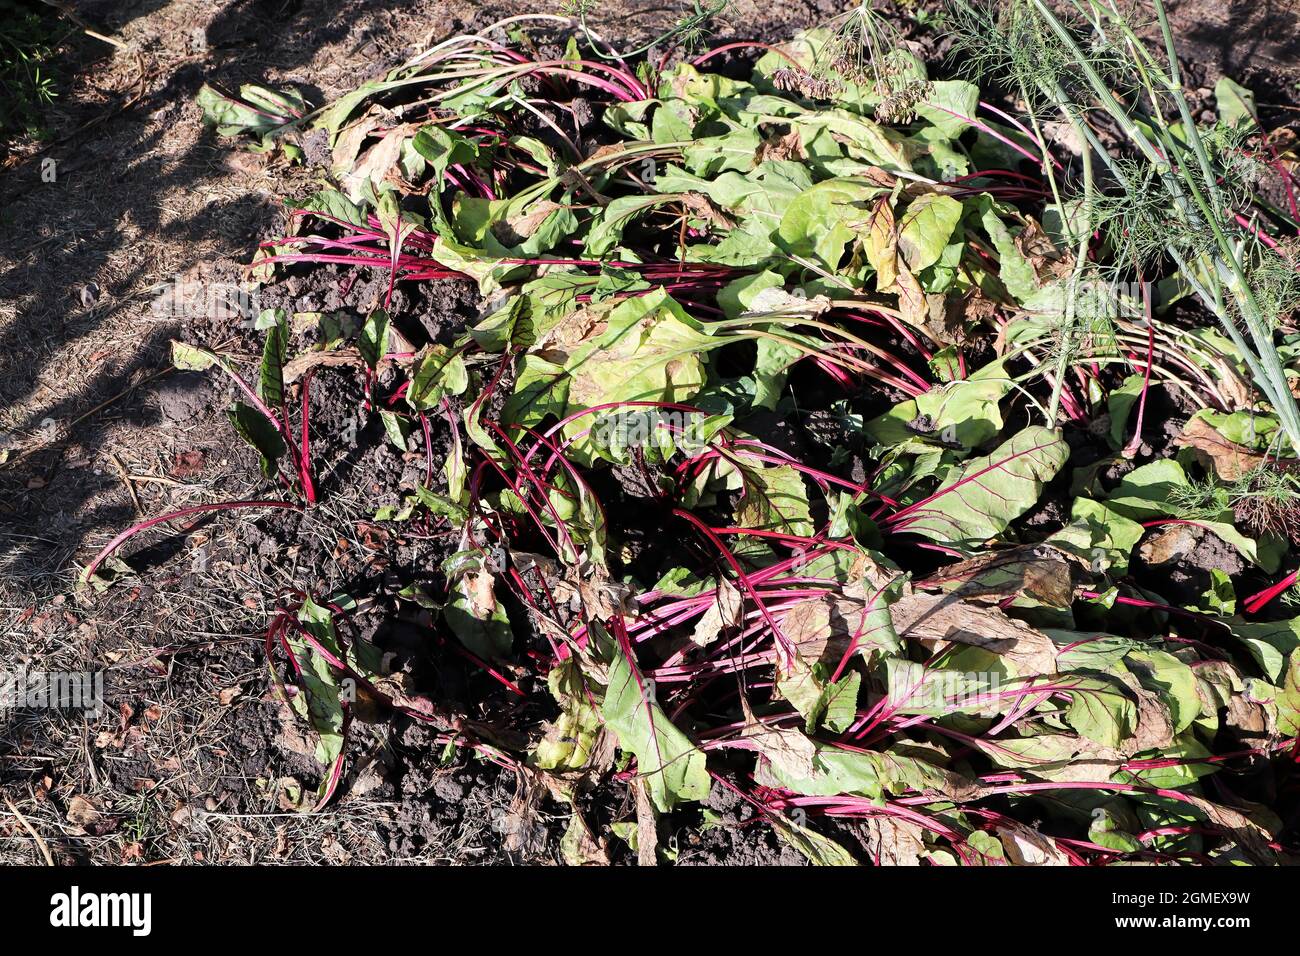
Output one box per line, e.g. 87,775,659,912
255,249,465,280
900,778,1205,813
1265,140,1300,224
1243,567,1300,615
949,168,1045,188
772,793,962,842
838,309,934,361
1078,588,1222,625
452,162,496,200
921,101,1049,169
484,421,581,558
673,507,797,670
299,370,318,504
827,577,891,684
198,356,283,436
436,633,525,697
717,439,878,498
1234,212,1280,249
1122,283,1155,457
814,355,859,390
83,500,300,582
526,65,640,102
977,101,1039,144
690,42,801,69
515,425,609,533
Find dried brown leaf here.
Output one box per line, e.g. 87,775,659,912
740,697,818,780
66,795,100,829
1138,523,1202,566
927,544,1079,607
996,821,1070,866
1175,416,1268,481
691,576,742,647
891,592,1059,677
861,815,925,866
756,128,804,163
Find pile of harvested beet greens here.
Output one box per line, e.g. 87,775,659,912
87,2,1300,864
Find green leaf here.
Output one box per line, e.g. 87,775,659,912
896,426,1069,549
977,196,1038,302
681,127,761,176
897,193,964,273
299,188,368,229
443,562,513,660
1126,649,1200,735
556,291,716,463
1106,374,1144,448
1201,567,1232,613
1103,459,1190,520
1277,650,1300,736
1195,408,1278,451
757,734,980,802
407,346,467,410
1101,459,1280,570
411,125,480,175
1088,806,1143,853
882,658,1003,717
1118,734,1218,790
601,633,710,812
867,360,1010,449
471,293,536,352
258,309,288,408
966,830,1006,864
776,177,883,273
502,354,570,428
286,600,346,768
1214,76,1258,128
378,409,410,452
915,80,981,140
1046,498,1145,575
171,340,220,371
358,309,391,370
717,270,785,320
413,485,468,522
228,401,285,477
1064,675,1137,749
822,672,861,734
1226,617,1300,681
197,82,306,147
768,814,858,865
735,462,814,537
584,194,675,257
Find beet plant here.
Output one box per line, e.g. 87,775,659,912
83,6,1300,864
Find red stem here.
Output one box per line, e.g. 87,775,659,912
83,500,300,582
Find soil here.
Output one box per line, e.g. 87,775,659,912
2,0,1298,866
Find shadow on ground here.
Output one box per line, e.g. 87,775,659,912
0,0,497,589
